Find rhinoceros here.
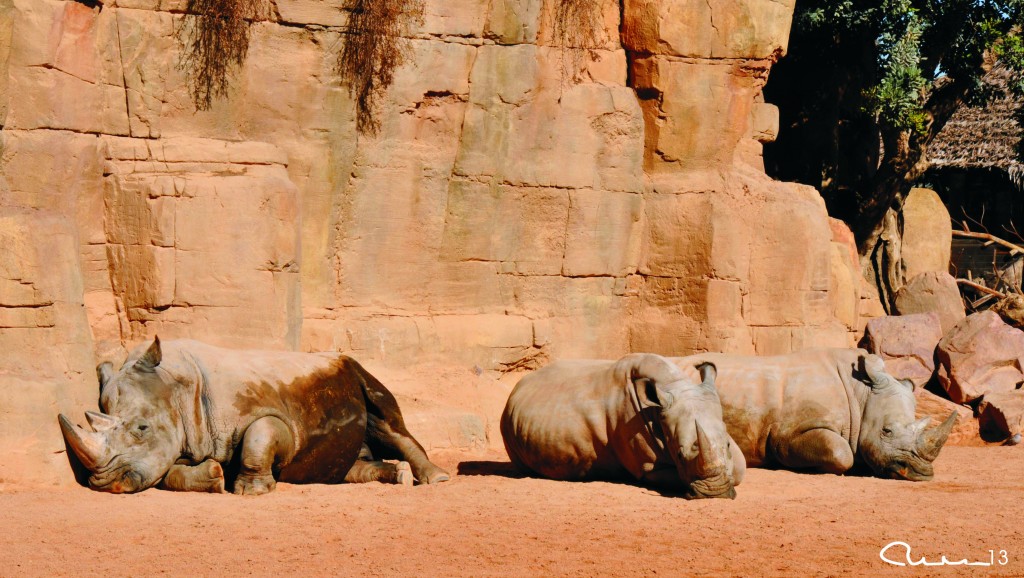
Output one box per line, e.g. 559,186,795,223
500,353,744,499
58,337,450,494
670,349,957,481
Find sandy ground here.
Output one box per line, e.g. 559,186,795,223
1,446,1021,577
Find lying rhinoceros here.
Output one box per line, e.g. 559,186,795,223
58,337,450,494
500,353,744,499
670,349,957,481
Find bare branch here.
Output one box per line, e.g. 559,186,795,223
957,278,1007,298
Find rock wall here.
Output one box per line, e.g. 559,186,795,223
0,0,861,483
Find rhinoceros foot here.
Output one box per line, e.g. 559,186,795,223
234,473,277,496
396,461,414,486
196,460,226,494
205,461,226,494
419,466,451,485
159,460,226,493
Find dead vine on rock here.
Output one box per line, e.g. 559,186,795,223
552,0,605,85
177,0,270,111
336,0,424,135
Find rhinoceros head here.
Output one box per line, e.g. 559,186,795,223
857,354,957,481
637,363,738,499
59,337,184,493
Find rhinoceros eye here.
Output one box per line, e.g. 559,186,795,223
130,421,150,440
881,426,894,437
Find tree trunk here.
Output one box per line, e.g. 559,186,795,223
854,77,970,309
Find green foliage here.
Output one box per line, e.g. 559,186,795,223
764,0,1024,230
870,8,929,133
993,28,1024,94
795,0,1022,134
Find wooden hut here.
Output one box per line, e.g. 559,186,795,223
925,63,1024,234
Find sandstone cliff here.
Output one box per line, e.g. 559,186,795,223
0,0,862,485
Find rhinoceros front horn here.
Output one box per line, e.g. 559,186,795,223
917,410,958,462
694,420,725,476
58,414,110,471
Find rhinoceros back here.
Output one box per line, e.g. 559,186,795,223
501,360,630,481
671,349,864,466
156,340,368,483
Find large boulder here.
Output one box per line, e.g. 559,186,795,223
936,311,1024,404
901,187,952,282
862,313,943,387
977,392,1024,442
893,271,966,335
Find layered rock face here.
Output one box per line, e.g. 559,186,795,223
0,0,857,483
0,203,97,486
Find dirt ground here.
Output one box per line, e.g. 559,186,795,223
1,446,1021,577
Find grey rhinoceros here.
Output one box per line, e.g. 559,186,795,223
58,337,450,494
670,348,957,481
500,353,744,499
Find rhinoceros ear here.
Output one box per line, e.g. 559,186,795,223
136,336,162,371
97,362,114,389
898,378,916,392
860,354,902,391
636,378,674,410
696,362,717,390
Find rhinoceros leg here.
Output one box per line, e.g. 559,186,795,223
344,455,414,486
774,428,854,474
234,416,295,496
357,368,451,485
159,460,225,493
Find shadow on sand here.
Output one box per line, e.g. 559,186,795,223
456,460,708,499
456,460,528,479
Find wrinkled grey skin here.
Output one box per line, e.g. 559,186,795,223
58,337,449,494
501,353,745,499
671,349,957,481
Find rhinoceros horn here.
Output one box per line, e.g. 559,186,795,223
694,420,725,476
85,410,119,432
917,410,958,462
58,414,110,471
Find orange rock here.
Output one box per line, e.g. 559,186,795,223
978,391,1024,442
894,272,967,335
863,313,943,388
937,311,1024,404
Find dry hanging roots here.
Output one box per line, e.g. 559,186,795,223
336,0,424,134
177,0,270,111
552,0,604,84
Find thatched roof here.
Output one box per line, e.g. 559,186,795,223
928,64,1024,189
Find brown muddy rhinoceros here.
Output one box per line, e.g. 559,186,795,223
58,337,450,495
670,349,957,481
500,353,745,499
